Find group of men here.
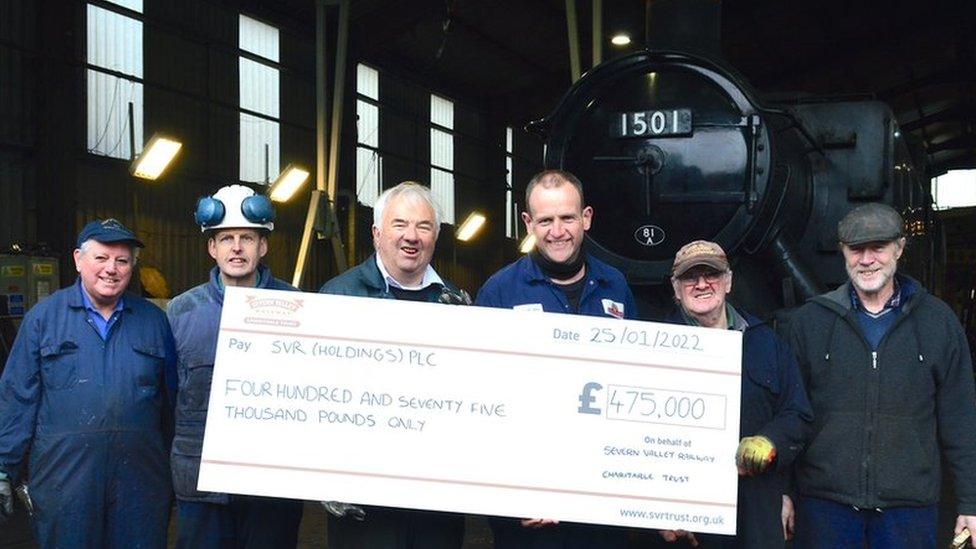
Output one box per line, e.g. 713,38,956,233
0,169,974,549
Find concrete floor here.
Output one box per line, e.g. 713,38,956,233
0,492,961,547
1,502,494,548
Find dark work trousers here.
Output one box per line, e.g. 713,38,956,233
327,506,465,549
175,496,304,549
490,518,630,549
793,495,937,549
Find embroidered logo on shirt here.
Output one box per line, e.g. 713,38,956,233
513,303,544,312
602,299,625,319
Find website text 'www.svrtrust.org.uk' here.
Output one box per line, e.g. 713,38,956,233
619,507,726,527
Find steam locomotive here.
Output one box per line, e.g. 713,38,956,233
532,49,939,318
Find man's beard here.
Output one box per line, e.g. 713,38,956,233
848,261,896,295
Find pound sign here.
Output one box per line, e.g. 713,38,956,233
577,382,603,415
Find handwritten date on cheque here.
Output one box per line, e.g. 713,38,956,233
552,326,705,352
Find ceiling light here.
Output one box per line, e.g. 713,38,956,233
519,234,536,253
131,134,182,180
456,212,487,242
611,34,631,46
269,164,311,203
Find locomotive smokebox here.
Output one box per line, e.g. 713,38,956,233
533,1,935,317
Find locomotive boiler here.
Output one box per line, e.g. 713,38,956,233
532,48,938,318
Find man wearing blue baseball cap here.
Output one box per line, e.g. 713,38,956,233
0,218,178,548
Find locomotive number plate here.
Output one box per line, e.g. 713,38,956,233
612,108,692,138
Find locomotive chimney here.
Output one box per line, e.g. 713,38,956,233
645,0,723,59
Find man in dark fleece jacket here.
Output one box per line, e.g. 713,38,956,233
789,203,976,548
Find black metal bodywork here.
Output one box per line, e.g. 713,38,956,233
535,50,939,317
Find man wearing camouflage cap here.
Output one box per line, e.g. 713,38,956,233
789,203,976,548
659,240,812,548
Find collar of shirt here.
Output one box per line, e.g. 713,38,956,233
375,255,443,292
850,275,902,313
214,264,267,294
78,284,125,339
679,302,747,332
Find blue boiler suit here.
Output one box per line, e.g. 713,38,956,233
0,280,177,548
475,254,635,549
167,265,303,548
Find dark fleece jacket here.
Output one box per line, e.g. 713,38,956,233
788,276,976,514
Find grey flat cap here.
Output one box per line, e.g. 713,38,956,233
837,203,904,246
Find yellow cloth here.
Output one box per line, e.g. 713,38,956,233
735,435,776,476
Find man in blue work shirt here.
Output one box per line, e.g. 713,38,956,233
167,184,303,548
476,169,634,549
0,218,177,548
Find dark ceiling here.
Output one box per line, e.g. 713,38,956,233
248,0,976,176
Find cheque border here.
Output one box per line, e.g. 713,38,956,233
201,458,737,509
220,327,740,377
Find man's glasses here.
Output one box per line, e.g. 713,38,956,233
677,270,726,286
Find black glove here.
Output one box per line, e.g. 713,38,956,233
0,478,13,523
320,501,366,521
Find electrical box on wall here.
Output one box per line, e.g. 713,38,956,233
0,255,28,317
0,254,60,318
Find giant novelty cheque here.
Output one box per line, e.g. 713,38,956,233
198,286,743,534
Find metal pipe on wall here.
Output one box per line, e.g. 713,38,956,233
292,0,349,288
565,0,581,82
329,0,351,271
592,0,602,68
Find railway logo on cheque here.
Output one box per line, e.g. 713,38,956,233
634,224,666,246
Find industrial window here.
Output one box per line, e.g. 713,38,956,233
86,0,144,160
356,64,381,207
239,15,280,184
430,94,455,224
505,127,517,239
932,170,976,210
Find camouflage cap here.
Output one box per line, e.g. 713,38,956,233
837,203,904,246
672,240,730,277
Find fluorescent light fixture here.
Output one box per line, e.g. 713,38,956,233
611,34,631,46
456,211,486,242
131,134,182,180
269,164,311,203
519,234,536,253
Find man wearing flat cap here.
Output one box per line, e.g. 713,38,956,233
0,219,177,548
658,240,812,548
788,203,976,548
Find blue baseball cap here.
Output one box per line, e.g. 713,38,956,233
76,218,145,249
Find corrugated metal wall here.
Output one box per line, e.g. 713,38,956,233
0,0,37,249
0,0,534,301
71,0,328,294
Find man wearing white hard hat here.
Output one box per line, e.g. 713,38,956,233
167,184,303,548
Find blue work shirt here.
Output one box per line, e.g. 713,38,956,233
79,284,124,340
0,279,177,547
475,253,635,549
475,254,637,320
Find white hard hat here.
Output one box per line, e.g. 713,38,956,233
195,184,275,233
